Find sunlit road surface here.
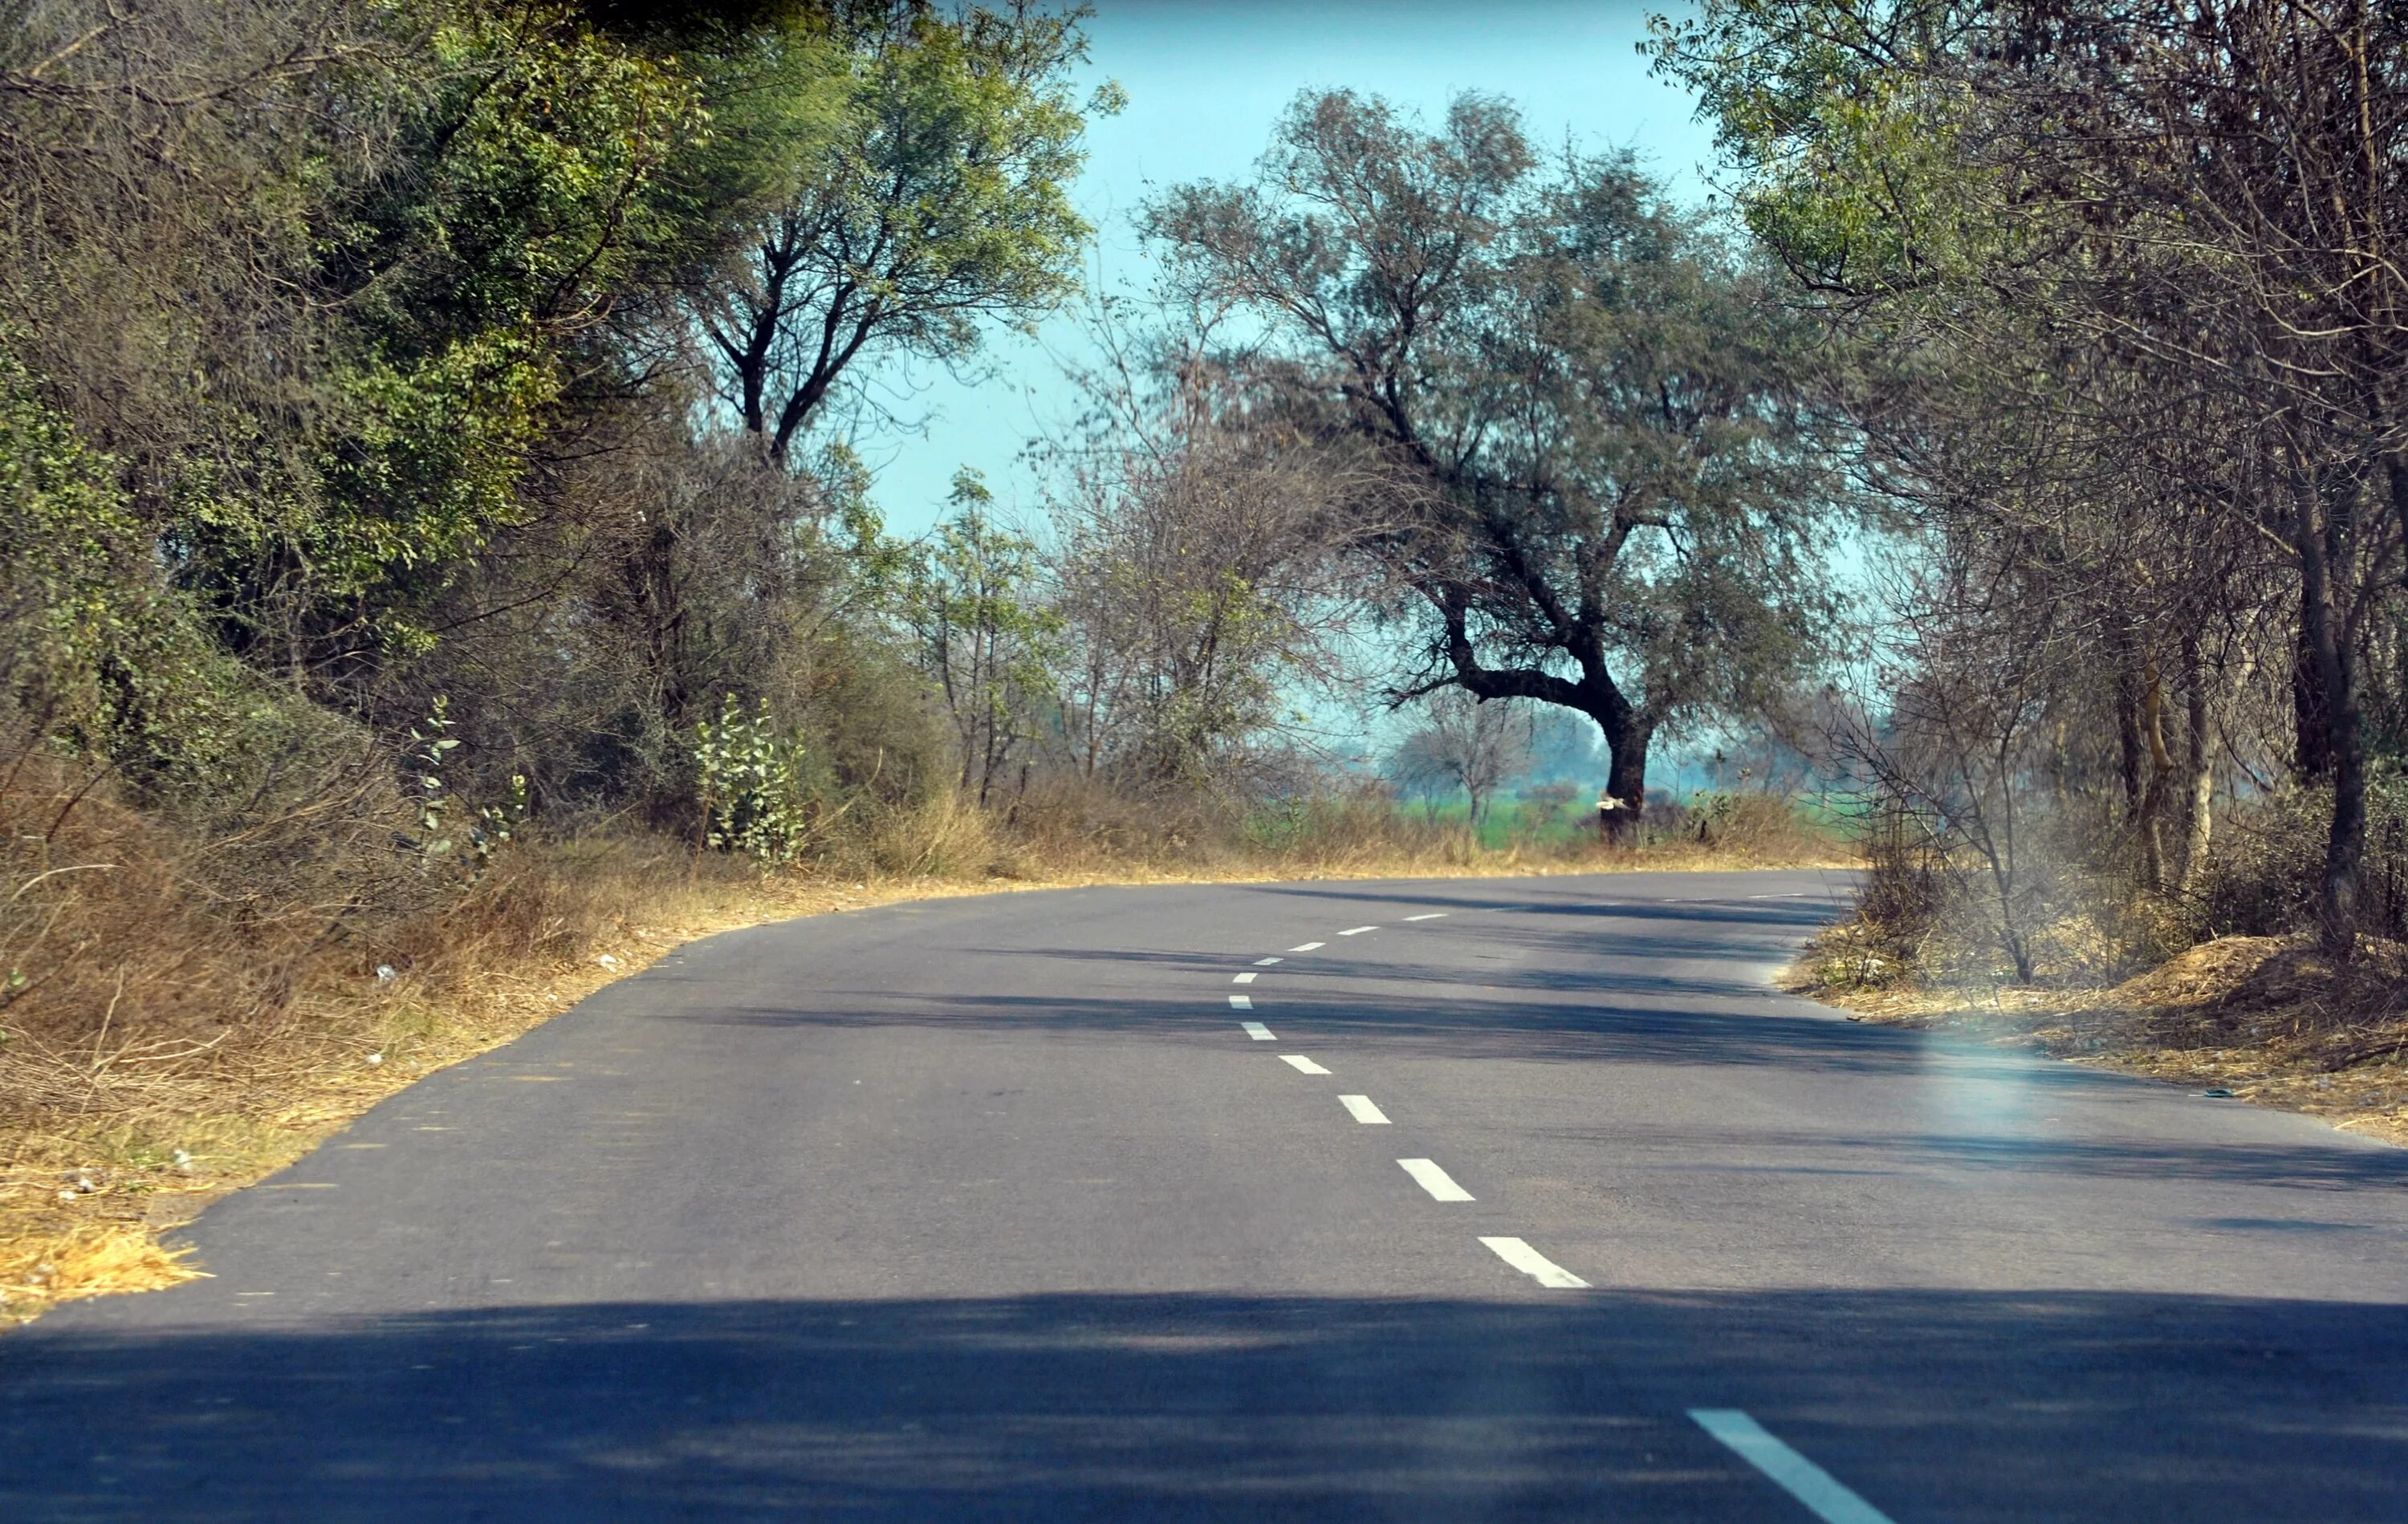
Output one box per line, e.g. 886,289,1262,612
5,871,2406,1521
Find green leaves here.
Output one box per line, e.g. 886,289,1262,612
694,693,817,865
1145,88,1843,779
901,480,1060,802
692,4,1101,463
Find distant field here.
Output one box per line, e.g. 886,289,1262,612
1395,792,1859,851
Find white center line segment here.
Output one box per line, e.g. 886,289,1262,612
1288,941,1324,953
1338,1095,1390,1124
1398,1158,1474,1201
1229,994,1253,1010
1479,1236,1588,1288
1240,1021,1275,1040
1688,1410,1898,1524
1404,912,1448,921
1337,925,1379,936
1280,1055,1331,1075
1232,972,1257,984
1253,957,1283,966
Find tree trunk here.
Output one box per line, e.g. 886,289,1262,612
2296,472,2365,953
2138,662,2174,892
1603,718,1651,837
2113,643,2147,819
2176,632,2214,895
2292,621,2334,781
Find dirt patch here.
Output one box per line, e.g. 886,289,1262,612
1792,929,2408,1146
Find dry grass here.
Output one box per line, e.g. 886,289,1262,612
1792,925,2408,1146
0,774,1841,1327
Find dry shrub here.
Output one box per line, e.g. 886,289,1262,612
2198,779,2408,944
1246,789,1461,872
1662,792,1841,863
0,716,792,1319
868,790,1003,879
1001,774,1182,866
1,737,416,1095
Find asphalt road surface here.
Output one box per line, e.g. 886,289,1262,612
6,869,2407,1521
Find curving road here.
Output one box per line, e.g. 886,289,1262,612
5,870,2407,1520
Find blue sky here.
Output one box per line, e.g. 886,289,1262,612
852,0,1720,538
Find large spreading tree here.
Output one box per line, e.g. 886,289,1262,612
1143,90,1842,808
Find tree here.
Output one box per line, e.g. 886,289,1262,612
1651,0,2408,951
2,0,724,687
1143,90,1842,815
1043,322,1365,791
905,471,1056,805
690,2,1108,469
1386,691,1535,828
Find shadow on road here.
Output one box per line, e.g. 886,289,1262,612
5,1286,2402,1522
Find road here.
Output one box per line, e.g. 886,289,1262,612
4,870,2406,1520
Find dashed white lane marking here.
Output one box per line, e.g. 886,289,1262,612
1338,925,1378,936
1338,1095,1390,1124
1229,994,1253,1010
1689,1409,1898,1524
1280,1055,1331,1075
1241,1021,1275,1040
1288,941,1324,952
1398,1158,1473,1201
1232,972,1258,984
1404,912,1448,921
1254,957,1283,965
1479,1236,1588,1288
1747,892,1809,900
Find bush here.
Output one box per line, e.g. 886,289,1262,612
694,695,820,867
2201,775,2408,943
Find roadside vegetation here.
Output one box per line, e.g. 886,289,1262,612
1649,2,2408,1132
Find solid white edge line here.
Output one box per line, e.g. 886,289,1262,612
1404,912,1448,921
1240,1021,1274,1040
1337,1094,1390,1124
1478,1236,1587,1288
1229,994,1252,1010
1688,1410,1898,1524
1288,941,1324,952
1397,1158,1473,1201
1338,925,1378,936
1254,957,1283,965
1232,972,1257,984
1280,1055,1330,1075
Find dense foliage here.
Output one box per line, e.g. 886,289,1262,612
1652,0,2408,965
0,0,1105,835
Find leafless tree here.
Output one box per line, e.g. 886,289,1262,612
1387,690,1535,830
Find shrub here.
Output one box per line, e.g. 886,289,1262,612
694,693,819,866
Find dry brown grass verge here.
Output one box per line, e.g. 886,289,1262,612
2,823,1836,1327
1792,927,2408,1146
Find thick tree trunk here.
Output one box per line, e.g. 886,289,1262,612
2296,473,2365,953
2292,624,2333,781
1604,718,1651,823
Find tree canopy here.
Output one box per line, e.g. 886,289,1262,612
1143,89,1844,807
